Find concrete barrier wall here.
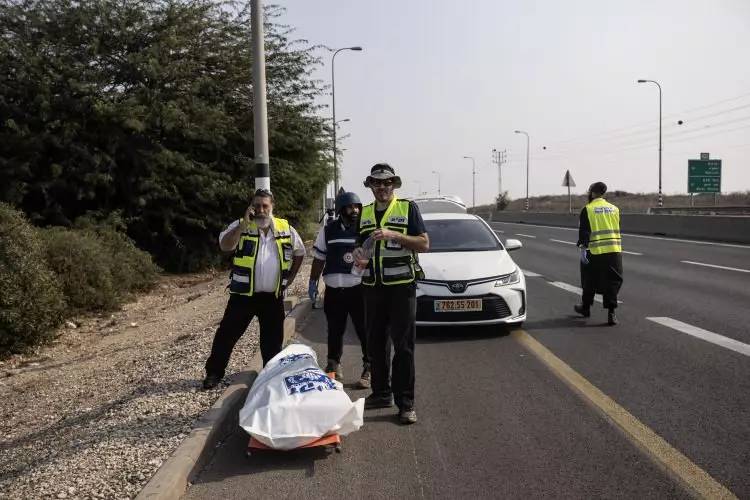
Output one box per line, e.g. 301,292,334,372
485,212,750,244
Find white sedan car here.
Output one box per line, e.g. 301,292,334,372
416,213,526,327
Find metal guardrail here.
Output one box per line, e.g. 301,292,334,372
647,206,750,216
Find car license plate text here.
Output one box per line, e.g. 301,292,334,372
434,299,483,312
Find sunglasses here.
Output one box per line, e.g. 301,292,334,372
370,179,394,187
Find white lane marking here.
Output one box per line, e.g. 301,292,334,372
549,281,623,304
550,239,576,245
523,270,542,277
494,229,505,233
515,233,537,238
681,260,750,273
548,238,644,255
489,221,750,249
647,317,750,357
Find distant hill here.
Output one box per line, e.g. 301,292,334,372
474,191,750,214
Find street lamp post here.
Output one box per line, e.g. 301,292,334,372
462,156,476,208
431,170,441,195
331,46,362,195
514,130,530,210
637,79,663,208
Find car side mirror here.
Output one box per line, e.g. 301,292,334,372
505,239,522,251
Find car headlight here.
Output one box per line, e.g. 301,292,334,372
494,268,520,287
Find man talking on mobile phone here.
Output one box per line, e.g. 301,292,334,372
202,188,306,389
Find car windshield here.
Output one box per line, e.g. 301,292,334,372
424,219,502,252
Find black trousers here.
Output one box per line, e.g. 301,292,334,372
323,284,367,365
364,283,416,410
581,252,623,310
205,292,285,377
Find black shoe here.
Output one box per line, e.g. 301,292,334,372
365,393,394,409
399,408,418,425
202,374,221,390
356,364,371,389
324,360,342,381
608,310,618,326
574,304,591,317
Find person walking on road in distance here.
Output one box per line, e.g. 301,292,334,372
203,188,306,389
353,163,429,425
309,191,371,388
574,181,623,326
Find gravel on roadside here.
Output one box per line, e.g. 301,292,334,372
0,258,313,500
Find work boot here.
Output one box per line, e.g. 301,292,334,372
574,304,591,317
324,360,342,381
356,363,371,389
202,374,221,390
608,309,618,326
399,408,418,425
364,393,394,409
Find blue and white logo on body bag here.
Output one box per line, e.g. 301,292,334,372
284,369,337,395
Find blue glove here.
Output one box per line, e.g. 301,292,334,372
579,247,589,265
308,280,319,301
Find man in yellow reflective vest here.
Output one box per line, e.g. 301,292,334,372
203,189,306,389
575,182,623,326
353,164,429,425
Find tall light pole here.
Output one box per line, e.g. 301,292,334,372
331,46,362,195
431,170,441,195
637,79,663,208
462,156,476,208
251,0,269,191
514,130,530,210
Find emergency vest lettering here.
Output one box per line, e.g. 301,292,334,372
230,217,293,297
323,220,359,275
585,198,622,255
359,198,417,286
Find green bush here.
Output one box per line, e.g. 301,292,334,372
73,214,161,293
39,227,120,312
0,204,66,356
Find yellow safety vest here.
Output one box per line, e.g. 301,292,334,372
585,198,622,255
359,198,418,286
230,217,293,297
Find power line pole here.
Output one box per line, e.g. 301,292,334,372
491,148,507,201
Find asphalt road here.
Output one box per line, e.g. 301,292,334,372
185,223,749,499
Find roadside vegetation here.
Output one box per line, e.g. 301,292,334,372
0,1,332,356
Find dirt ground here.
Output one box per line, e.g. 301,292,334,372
0,261,312,500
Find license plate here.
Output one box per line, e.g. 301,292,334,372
434,299,483,312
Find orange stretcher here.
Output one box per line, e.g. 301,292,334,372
244,372,343,457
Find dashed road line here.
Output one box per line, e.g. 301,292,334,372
622,250,644,256
515,233,537,238
550,239,576,245
647,317,750,357
512,329,738,500
681,260,750,273
548,281,622,304
522,270,543,277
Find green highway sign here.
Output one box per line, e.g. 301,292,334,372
688,159,721,193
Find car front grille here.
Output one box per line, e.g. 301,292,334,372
417,294,512,322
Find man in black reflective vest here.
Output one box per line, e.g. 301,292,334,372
353,164,429,425
309,191,370,388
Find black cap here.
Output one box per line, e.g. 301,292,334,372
589,182,607,195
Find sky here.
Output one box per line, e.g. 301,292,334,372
274,0,750,206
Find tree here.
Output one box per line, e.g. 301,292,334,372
0,0,331,271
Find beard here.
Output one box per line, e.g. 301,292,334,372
254,214,272,228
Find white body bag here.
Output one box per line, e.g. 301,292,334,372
239,343,365,450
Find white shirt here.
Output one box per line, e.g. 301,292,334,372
312,221,362,288
220,219,306,293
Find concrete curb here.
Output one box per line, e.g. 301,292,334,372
136,297,316,500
